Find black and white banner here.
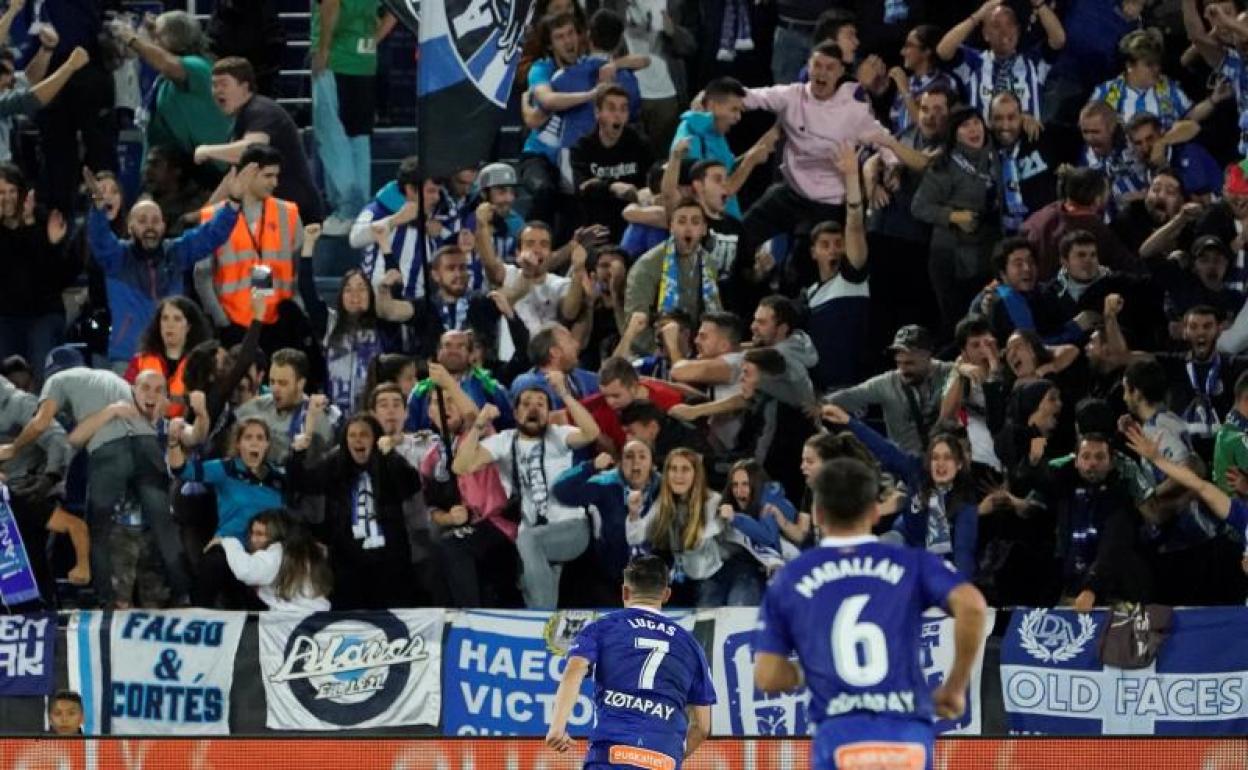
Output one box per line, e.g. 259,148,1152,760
259,610,444,730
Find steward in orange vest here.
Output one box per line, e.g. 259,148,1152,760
200,195,300,327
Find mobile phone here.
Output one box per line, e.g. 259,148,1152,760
251,265,273,292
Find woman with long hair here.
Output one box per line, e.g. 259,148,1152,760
822,404,980,578
124,296,212,416
912,106,1002,337
707,459,798,605
168,416,288,607
625,448,723,606
790,430,881,548
288,413,423,610
220,510,333,612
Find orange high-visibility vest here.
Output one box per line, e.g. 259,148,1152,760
128,353,189,418
201,197,299,325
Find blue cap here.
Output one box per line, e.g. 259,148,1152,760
44,344,86,379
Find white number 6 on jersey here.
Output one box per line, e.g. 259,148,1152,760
831,594,889,687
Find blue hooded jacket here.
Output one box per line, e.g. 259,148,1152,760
552,460,660,583
671,110,741,220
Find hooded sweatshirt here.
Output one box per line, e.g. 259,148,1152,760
671,110,742,220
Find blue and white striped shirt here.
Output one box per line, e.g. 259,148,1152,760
952,45,1049,120
1220,49,1248,157
1080,143,1148,214
889,70,959,134
1090,74,1193,131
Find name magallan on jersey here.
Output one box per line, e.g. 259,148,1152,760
755,537,966,725
569,607,715,762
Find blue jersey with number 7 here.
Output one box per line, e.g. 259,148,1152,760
755,536,967,727
569,607,716,764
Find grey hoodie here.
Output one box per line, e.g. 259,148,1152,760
761,331,819,407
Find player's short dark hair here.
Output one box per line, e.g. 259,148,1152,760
212,56,256,91
623,554,670,597
703,76,746,102
811,458,880,526
744,347,786,376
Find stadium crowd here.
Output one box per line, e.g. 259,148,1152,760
2,0,1248,615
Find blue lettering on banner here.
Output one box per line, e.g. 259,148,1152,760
0,613,55,696
120,613,224,646
1000,607,1248,735
441,611,596,736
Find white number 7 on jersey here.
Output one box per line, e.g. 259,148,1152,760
831,594,889,687
635,637,670,690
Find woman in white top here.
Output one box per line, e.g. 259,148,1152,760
625,447,723,607
217,510,332,612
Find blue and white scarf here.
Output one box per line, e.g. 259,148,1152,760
999,144,1029,233
717,0,754,62
1182,355,1224,438
0,484,40,607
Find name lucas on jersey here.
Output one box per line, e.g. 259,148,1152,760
794,556,905,599
603,689,676,720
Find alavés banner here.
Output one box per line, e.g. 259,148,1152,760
259,609,443,731
709,607,996,737
66,610,245,735
1000,607,1248,734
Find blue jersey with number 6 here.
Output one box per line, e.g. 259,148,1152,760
755,536,967,728
569,607,716,764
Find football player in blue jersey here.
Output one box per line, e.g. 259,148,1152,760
546,555,715,770
753,457,989,770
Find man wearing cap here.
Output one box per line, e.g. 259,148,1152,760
827,325,955,455
465,162,526,265
1194,162,1248,297
0,363,190,607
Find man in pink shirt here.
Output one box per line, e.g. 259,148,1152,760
735,40,917,298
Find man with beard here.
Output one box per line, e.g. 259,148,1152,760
454,370,601,609
551,439,661,604
0,366,189,607
84,164,248,366
989,91,1061,235
1125,113,1222,201
1153,305,1248,463
234,348,337,465
1014,433,1154,609
1116,168,1185,254
828,325,955,455
404,330,516,433
377,244,529,364
1077,100,1148,217
510,323,600,410
624,198,719,354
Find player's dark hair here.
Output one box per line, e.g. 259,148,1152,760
623,554,670,597
811,458,879,527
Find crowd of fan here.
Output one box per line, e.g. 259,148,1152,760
3,0,1248,614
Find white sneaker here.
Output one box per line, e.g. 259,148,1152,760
321,215,353,236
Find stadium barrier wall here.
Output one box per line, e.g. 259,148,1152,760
1,607,1246,737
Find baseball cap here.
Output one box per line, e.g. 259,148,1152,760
1191,234,1231,259
478,162,517,190
887,325,934,354
44,344,86,379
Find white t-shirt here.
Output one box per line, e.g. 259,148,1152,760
622,0,677,100
944,376,1003,472
481,425,583,525
709,351,745,450
504,265,571,335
